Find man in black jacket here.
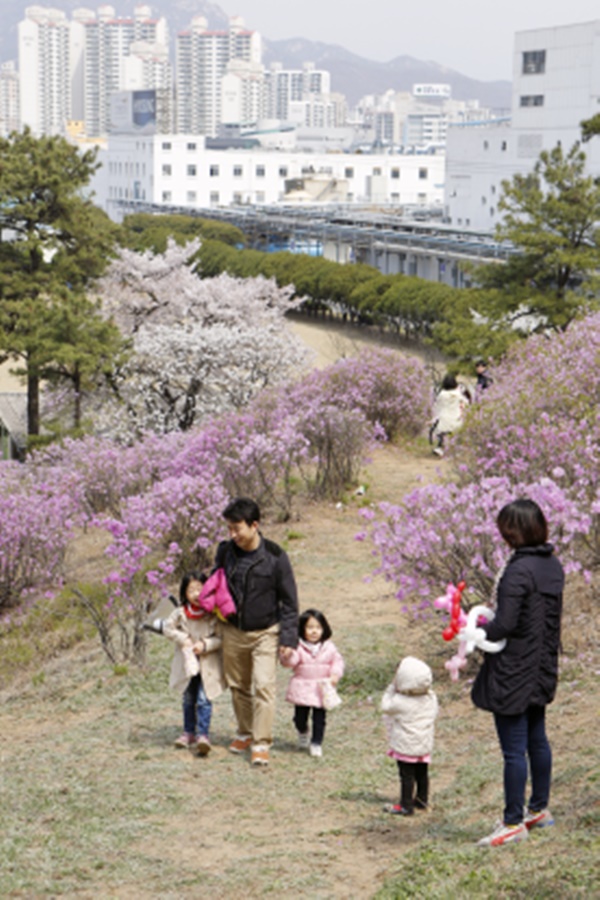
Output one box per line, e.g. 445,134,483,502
215,497,299,766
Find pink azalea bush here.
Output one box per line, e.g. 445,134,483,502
361,312,600,610
0,462,82,608
288,348,431,441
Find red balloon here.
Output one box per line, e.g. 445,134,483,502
442,625,455,642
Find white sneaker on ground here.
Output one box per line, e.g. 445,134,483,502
309,743,323,758
524,808,554,829
297,731,310,749
477,821,528,847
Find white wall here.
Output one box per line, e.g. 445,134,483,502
446,19,600,233
94,134,445,219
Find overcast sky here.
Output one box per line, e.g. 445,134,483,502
231,0,600,81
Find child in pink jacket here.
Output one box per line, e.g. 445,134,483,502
281,608,345,758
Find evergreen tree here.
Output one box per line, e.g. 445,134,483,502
0,129,121,437
473,142,600,333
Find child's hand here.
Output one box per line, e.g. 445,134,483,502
192,640,206,656
278,646,294,664
329,675,340,687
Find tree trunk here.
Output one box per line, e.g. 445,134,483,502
27,370,40,436
73,364,82,429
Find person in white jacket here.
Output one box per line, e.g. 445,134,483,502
381,656,439,815
430,373,470,457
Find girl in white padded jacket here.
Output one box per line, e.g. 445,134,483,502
381,656,439,815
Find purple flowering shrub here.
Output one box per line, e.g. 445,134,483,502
361,312,600,610
359,476,588,613
291,348,431,441
0,462,82,608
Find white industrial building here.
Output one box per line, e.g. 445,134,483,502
446,20,600,231
92,132,444,219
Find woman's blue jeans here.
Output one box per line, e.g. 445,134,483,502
493,705,552,825
183,674,212,737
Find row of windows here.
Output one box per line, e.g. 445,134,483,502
160,162,427,180
161,163,274,177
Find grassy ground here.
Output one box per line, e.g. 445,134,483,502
1,441,598,898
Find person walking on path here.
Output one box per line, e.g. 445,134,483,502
162,571,226,756
215,497,299,767
281,608,345,758
429,373,470,457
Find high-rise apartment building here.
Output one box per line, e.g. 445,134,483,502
18,6,71,136
80,4,169,138
17,4,170,138
221,59,266,130
265,62,331,122
0,62,20,137
176,15,261,136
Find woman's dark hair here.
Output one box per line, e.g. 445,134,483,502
179,571,204,606
299,608,332,642
441,373,458,391
497,499,548,549
222,497,260,525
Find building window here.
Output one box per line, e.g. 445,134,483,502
256,191,265,201
187,191,197,203
187,142,197,151
418,168,428,179
520,95,544,107
373,167,382,176
187,165,197,177
344,167,354,178
391,192,400,202
210,191,219,204
162,164,172,176
522,50,546,74
391,168,400,179
279,166,288,177
483,140,489,150
233,165,243,177
256,165,265,177
162,191,172,202
210,165,219,177
501,141,508,151
233,192,242,204
161,142,172,150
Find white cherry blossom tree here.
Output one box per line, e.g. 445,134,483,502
78,240,310,439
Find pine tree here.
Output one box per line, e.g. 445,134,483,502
0,129,122,437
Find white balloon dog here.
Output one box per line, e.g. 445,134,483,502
434,583,506,681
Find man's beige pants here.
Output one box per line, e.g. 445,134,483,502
222,623,280,747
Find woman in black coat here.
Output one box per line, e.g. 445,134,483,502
472,499,564,848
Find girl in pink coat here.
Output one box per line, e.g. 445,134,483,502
281,608,345,758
